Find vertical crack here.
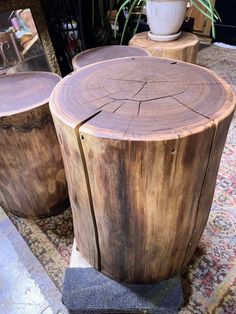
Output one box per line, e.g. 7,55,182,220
113,102,125,113
75,111,102,270
97,99,117,110
123,116,135,139
137,101,141,116
181,123,217,268
133,81,147,97
172,96,213,121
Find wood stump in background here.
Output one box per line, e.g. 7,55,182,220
0,72,68,218
50,56,235,283
129,32,200,63
72,45,150,70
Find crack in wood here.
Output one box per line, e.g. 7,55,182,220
104,77,147,84
76,90,125,109
75,110,103,270
96,99,117,110
172,96,214,121
113,102,126,113
133,82,148,97
137,101,141,116
181,123,217,268
123,116,135,139
109,87,188,103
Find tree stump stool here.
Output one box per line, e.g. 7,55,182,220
50,57,235,283
72,45,150,70
0,72,68,218
129,32,199,63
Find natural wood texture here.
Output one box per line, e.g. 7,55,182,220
52,115,100,268
50,56,235,283
0,72,68,218
187,0,216,39
72,45,150,70
129,31,199,63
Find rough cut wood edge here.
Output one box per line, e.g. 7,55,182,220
0,103,53,132
129,32,200,63
52,115,100,269
182,111,234,267
0,105,68,218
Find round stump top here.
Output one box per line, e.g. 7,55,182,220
0,72,60,117
72,45,150,70
129,32,199,51
50,56,235,140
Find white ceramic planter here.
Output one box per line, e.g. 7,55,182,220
146,0,188,41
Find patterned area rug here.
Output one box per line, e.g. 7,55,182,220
4,44,236,313
179,44,236,314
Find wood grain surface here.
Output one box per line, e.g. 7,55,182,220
50,56,235,283
129,32,199,63
72,45,150,70
0,72,68,218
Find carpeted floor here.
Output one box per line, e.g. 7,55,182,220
4,44,236,313
7,208,73,291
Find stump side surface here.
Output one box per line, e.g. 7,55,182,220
129,32,199,50
0,72,68,218
0,112,68,218
129,32,199,63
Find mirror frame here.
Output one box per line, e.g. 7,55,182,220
0,0,60,75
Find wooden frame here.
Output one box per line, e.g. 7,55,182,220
0,0,60,75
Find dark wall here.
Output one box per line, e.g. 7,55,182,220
215,0,236,26
40,0,112,76
214,0,236,44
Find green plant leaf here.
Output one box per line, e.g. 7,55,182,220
206,0,215,38
99,0,105,26
114,0,132,38
192,0,218,20
115,0,220,41
120,0,140,44
191,0,219,37
191,1,215,21
133,1,146,36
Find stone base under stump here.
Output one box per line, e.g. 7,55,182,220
62,240,184,314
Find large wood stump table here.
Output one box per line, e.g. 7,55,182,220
72,45,150,70
0,72,68,218
129,32,199,63
50,57,235,283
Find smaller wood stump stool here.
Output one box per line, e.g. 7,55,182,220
50,57,235,283
0,72,68,218
129,32,199,63
72,45,150,70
